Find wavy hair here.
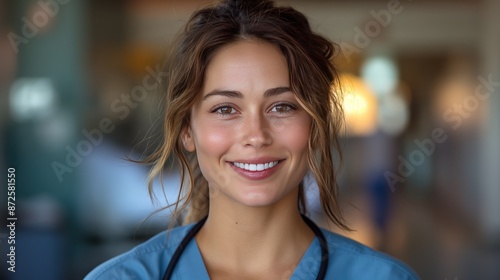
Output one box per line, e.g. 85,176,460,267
144,0,348,230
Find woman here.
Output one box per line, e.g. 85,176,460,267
85,0,419,279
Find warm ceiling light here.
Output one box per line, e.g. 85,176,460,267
337,73,378,137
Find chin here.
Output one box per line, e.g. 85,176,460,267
231,189,290,208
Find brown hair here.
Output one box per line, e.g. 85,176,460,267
145,0,348,230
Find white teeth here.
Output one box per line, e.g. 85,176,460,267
232,161,279,171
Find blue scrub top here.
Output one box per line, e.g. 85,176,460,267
85,222,420,279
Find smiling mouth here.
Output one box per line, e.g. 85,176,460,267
231,160,281,171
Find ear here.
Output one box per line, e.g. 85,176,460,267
181,125,196,152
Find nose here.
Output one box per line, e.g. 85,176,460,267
242,113,273,149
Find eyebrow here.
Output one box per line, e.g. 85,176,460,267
202,86,292,100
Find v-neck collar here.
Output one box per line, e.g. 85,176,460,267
171,234,321,279
171,235,210,279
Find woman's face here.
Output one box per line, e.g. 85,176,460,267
182,39,311,208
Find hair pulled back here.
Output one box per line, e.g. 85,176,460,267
145,0,348,230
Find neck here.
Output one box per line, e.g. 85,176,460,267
195,188,315,278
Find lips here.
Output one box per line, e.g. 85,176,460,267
231,161,279,171
228,158,284,180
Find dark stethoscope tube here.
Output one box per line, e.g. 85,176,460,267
162,215,329,280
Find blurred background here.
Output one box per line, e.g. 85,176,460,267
1,0,499,279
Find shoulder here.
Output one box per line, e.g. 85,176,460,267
84,224,193,280
322,229,420,280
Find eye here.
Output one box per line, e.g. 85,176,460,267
270,103,296,114
213,105,236,115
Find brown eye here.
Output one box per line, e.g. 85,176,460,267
215,106,235,115
271,103,294,114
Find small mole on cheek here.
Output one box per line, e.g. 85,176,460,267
235,222,238,224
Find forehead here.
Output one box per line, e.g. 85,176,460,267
201,39,290,94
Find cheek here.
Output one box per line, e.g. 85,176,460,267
273,117,311,154
192,123,236,189
192,122,233,161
